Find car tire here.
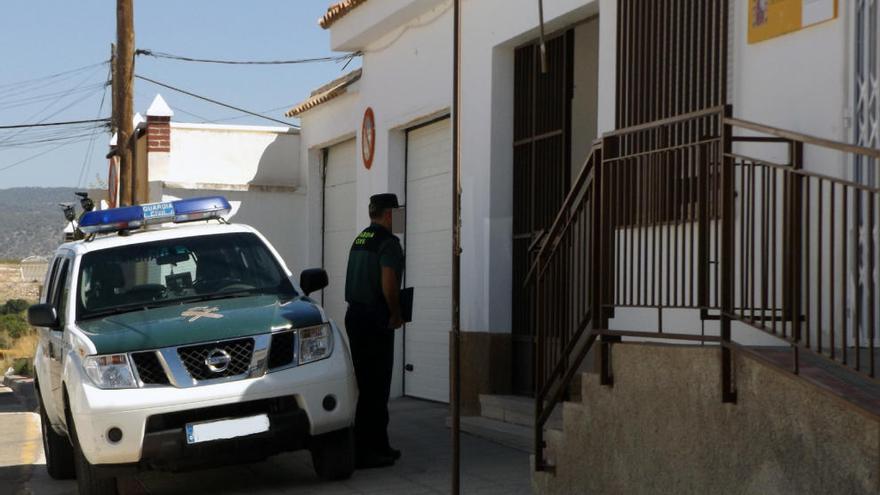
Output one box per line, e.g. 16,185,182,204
310,427,355,481
69,414,118,495
38,392,75,480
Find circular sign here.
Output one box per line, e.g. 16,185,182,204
362,107,376,170
108,159,119,208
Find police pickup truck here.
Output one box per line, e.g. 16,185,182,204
29,197,357,494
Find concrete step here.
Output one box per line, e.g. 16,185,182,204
448,415,533,452
543,427,564,466
479,394,563,430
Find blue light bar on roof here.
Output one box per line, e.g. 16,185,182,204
79,196,232,234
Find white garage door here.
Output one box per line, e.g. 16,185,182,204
404,118,451,403
322,139,357,329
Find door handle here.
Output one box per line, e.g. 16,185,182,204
405,364,414,372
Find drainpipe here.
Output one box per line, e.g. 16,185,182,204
451,0,462,494
538,0,548,73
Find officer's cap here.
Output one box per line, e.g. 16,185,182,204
369,193,400,210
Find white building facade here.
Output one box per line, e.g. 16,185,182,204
293,0,877,409
108,95,308,274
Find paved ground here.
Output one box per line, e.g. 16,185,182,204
0,389,532,495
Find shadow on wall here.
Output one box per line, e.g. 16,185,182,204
251,132,299,187
162,131,307,274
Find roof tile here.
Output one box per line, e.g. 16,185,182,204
318,0,368,29
284,69,363,117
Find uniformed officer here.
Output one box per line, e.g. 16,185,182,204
344,193,404,469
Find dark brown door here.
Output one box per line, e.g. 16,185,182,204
512,31,574,396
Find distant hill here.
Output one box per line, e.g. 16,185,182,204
0,187,78,260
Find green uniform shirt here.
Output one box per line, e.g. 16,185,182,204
345,224,404,310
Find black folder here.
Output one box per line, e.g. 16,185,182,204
401,287,414,323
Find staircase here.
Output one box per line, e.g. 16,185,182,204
528,105,880,489
532,345,880,495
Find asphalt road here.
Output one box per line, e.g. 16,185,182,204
0,387,531,495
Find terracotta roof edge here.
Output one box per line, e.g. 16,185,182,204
318,0,369,29
284,68,362,117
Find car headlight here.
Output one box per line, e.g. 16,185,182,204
83,354,137,389
298,324,333,365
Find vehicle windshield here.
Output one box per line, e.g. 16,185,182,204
76,233,296,321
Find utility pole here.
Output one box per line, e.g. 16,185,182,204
110,43,120,207
450,0,462,494
110,44,118,134
116,0,135,205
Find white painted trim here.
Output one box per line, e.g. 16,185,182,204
170,122,299,134
161,181,299,193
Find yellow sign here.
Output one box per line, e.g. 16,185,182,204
748,0,838,44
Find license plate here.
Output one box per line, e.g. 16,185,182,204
185,414,270,444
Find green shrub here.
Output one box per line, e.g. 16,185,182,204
0,314,29,340
0,332,8,349
2,299,30,315
12,357,31,376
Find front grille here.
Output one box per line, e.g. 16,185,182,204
131,351,170,385
177,338,254,381
268,332,295,369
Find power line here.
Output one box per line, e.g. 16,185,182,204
135,75,298,128
136,49,360,66
77,68,112,187
0,138,89,174
0,131,106,149
0,118,111,130
0,65,108,146
0,61,108,90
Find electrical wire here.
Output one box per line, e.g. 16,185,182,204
135,75,299,128
0,61,110,178
136,49,360,66
0,118,110,130
77,67,112,187
0,131,106,149
0,65,108,146
0,138,91,174
211,105,297,123
0,61,107,90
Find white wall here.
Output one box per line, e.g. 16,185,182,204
729,0,849,176
164,123,301,186
461,0,600,334
299,3,454,399
161,187,309,277
146,122,306,275
572,17,600,178
307,0,605,337
298,92,361,275
302,0,858,357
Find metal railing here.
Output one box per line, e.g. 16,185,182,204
530,105,880,472
528,143,601,472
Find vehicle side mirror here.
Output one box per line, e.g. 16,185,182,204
28,304,60,328
299,268,329,296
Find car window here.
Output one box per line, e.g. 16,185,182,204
51,259,70,326
43,257,62,304
76,233,296,321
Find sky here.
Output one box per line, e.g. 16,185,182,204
0,0,357,189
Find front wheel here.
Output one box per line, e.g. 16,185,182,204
69,414,118,495
310,427,355,481
38,392,75,480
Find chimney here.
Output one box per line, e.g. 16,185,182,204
146,94,173,153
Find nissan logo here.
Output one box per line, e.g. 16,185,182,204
205,348,232,373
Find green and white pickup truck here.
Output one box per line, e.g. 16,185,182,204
29,197,357,494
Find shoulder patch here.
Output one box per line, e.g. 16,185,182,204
353,230,376,246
